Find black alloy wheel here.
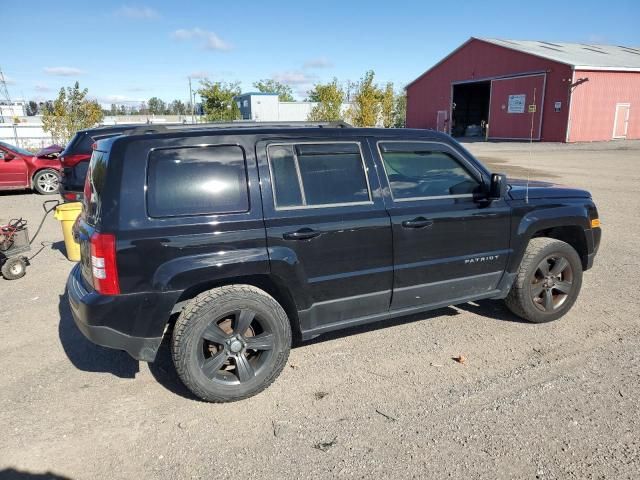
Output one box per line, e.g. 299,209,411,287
198,309,275,384
172,285,291,402
530,255,575,312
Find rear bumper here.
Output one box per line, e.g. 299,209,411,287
59,182,84,202
66,263,180,362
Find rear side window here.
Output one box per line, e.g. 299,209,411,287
63,133,94,155
147,145,249,217
84,149,110,224
267,142,370,209
378,142,480,200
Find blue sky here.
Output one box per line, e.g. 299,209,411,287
2,0,639,106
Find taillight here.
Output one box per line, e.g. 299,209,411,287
61,153,91,167
63,192,80,201
90,232,120,295
83,169,92,204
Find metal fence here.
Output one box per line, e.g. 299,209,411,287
0,124,54,149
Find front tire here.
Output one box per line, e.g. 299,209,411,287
33,169,60,195
505,238,583,323
171,285,292,402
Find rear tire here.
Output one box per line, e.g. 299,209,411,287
1,257,27,280
33,169,60,195
505,237,583,323
171,285,292,402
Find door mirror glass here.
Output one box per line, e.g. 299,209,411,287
488,173,507,200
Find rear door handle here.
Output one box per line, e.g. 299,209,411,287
282,228,322,240
401,217,434,229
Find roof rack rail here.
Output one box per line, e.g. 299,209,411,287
124,120,352,136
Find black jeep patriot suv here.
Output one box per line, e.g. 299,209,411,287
68,123,601,402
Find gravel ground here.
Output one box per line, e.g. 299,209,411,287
0,141,638,479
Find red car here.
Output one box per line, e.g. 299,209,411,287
0,141,61,194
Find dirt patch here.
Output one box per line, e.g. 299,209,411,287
477,156,560,181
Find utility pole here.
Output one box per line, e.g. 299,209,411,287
0,66,13,124
188,77,195,124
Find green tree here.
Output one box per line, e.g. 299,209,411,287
147,97,167,115
380,82,395,128
393,91,407,128
169,99,187,115
349,70,382,127
110,103,118,116
41,81,103,144
198,80,241,121
253,79,294,102
307,78,345,122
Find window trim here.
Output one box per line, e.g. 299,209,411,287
266,141,373,211
375,140,482,202
145,143,250,218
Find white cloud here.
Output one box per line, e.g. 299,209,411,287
98,95,144,104
126,86,146,92
296,87,311,99
43,66,85,76
34,84,52,92
115,5,159,19
172,28,231,51
188,70,210,80
273,71,315,85
303,57,333,69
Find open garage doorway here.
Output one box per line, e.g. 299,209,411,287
451,81,490,137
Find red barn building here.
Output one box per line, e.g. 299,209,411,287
406,38,640,142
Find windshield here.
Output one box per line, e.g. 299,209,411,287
0,141,33,156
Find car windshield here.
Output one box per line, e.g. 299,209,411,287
0,141,33,156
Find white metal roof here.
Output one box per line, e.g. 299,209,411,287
478,38,640,72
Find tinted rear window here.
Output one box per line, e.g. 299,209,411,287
147,145,249,217
63,132,94,155
84,149,110,224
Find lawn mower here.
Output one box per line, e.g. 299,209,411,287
0,200,60,280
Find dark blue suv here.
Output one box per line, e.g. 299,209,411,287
67,123,601,402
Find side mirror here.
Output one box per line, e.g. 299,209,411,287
488,173,507,200
1,152,15,161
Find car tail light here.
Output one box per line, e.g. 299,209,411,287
63,192,81,201
90,232,120,295
61,153,91,167
83,169,92,204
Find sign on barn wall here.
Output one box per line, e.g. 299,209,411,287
507,94,526,113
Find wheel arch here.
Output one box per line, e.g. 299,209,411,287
531,225,588,269
172,274,303,343
510,204,592,272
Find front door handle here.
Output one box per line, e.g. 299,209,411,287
283,228,322,240
401,217,434,229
